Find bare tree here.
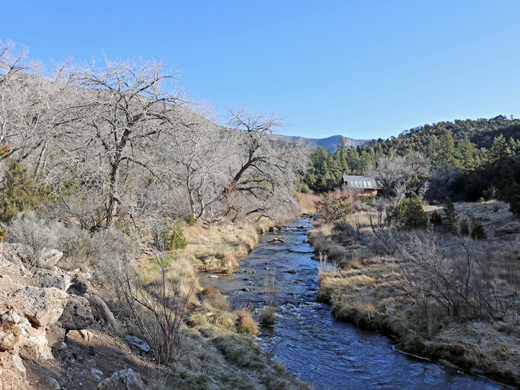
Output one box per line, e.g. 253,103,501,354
0,42,305,225
366,152,430,201
57,58,183,226
393,228,514,323
0,42,75,171
0,40,27,77
218,107,305,220
164,106,231,219
226,107,281,194
161,106,305,221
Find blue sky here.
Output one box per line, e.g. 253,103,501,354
2,0,520,139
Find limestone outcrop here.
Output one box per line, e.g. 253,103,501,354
10,287,69,328
59,296,95,330
0,245,110,389
97,368,147,390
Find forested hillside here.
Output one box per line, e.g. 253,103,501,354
304,118,520,214
303,137,374,191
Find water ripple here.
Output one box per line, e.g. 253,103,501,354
202,217,508,390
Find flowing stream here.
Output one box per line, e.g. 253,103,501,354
201,217,508,390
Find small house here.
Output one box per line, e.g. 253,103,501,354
342,174,379,196
489,115,507,122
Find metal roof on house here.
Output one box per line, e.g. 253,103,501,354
342,175,378,189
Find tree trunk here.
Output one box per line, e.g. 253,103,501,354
106,163,119,227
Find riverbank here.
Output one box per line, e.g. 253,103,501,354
0,214,309,390
130,217,310,389
309,201,520,388
167,218,274,273
200,217,508,389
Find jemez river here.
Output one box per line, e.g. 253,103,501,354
202,217,509,390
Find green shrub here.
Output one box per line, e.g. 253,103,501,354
316,194,354,223
355,195,376,205
0,144,11,233
387,193,428,229
167,218,187,250
185,213,196,226
442,197,458,233
465,215,486,240
470,220,486,240
0,160,41,223
151,217,188,251
459,218,470,236
457,215,486,240
429,210,443,226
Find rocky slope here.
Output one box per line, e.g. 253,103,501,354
0,243,149,389
0,227,309,390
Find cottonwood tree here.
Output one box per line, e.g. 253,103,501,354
162,106,305,221
367,152,430,201
55,58,183,226
160,105,232,219
219,107,304,220
164,106,305,221
0,42,75,172
0,70,76,172
0,41,26,77
0,41,304,224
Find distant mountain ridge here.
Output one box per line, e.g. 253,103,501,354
275,134,366,151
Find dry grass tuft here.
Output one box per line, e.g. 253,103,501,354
235,308,259,335
259,308,277,326
138,256,201,303
199,286,231,311
202,305,236,330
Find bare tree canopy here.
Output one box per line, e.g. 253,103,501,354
366,152,430,201
54,58,183,226
0,42,307,227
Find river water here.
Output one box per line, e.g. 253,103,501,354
201,217,508,390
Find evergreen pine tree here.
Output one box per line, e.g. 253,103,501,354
346,148,360,173
0,160,41,223
490,134,511,163
388,193,428,228
326,151,342,188
438,130,456,167
508,181,520,217
359,151,372,173
442,197,458,233
335,137,350,174
457,137,475,173
314,146,328,174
